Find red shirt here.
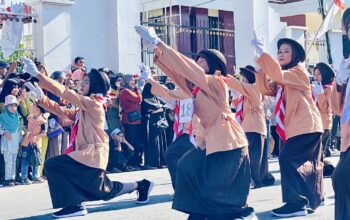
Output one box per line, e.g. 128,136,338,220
119,88,142,124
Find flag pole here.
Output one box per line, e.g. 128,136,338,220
306,1,334,65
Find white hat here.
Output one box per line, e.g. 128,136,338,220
4,95,18,106
111,128,122,137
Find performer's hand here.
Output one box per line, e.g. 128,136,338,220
336,58,350,85
251,30,266,57
20,57,40,77
139,63,152,80
25,82,44,100
313,82,324,95
134,25,161,46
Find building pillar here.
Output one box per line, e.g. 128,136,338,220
29,0,74,73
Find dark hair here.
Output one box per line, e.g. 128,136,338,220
74,57,84,64
87,68,110,96
0,78,20,103
314,62,335,85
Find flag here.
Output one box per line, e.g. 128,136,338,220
315,0,345,39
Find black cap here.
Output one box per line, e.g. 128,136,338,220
88,68,110,96
315,62,335,85
196,49,227,76
239,65,256,84
277,38,305,62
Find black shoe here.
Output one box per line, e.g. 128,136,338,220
111,168,122,173
136,179,153,204
234,207,258,220
4,180,15,187
52,205,87,218
271,203,307,217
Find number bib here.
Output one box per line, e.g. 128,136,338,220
179,98,194,123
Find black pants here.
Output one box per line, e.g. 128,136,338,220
246,132,274,187
165,133,195,189
332,147,350,220
145,113,167,167
44,155,123,208
270,126,280,156
279,132,323,210
322,129,332,157
123,123,142,166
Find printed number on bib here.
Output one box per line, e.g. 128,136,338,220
179,98,194,123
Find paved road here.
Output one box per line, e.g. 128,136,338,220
0,156,339,220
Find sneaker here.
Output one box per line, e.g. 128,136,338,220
52,205,87,218
136,179,153,204
271,203,307,217
21,177,32,185
111,168,122,173
32,177,45,183
4,180,15,187
234,207,258,220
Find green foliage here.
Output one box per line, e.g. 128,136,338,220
0,43,32,73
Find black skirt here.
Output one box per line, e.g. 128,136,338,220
44,155,123,208
279,132,323,210
332,147,350,220
246,132,275,188
172,147,252,216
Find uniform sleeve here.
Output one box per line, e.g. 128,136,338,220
257,53,310,90
255,70,277,96
226,76,260,106
329,82,344,116
156,42,220,97
150,80,191,100
39,96,76,121
38,74,100,112
316,87,331,111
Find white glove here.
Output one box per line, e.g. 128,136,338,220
145,41,156,52
336,58,350,85
20,57,40,77
139,63,152,80
313,82,324,95
24,82,45,100
251,30,266,57
230,89,240,99
134,25,161,46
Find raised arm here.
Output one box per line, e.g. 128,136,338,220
39,96,76,121
226,76,260,105
257,53,310,90
37,74,100,112
156,42,218,96
149,78,191,100
255,70,277,96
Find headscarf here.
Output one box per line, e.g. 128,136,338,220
0,104,19,133
122,74,135,90
87,68,110,96
315,62,335,85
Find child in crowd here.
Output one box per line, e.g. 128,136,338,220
20,102,47,184
108,128,134,173
0,95,22,186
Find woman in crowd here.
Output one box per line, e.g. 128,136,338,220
141,82,167,168
21,57,153,219
252,35,323,217
119,74,143,168
135,25,255,220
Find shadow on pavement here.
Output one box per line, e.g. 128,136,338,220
12,194,173,220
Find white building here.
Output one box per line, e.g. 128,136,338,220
25,0,350,75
